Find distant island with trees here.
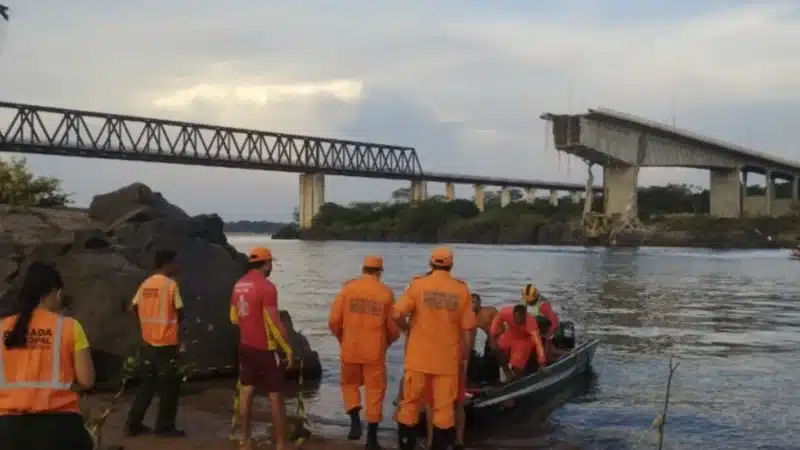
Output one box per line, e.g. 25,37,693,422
271,185,800,248
1,156,796,248
223,219,289,234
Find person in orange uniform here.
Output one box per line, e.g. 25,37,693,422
422,292,491,450
230,247,294,450
126,249,186,438
393,247,477,450
489,304,547,379
329,256,400,450
0,262,96,450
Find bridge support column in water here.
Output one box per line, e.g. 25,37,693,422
298,172,325,229
444,182,456,201
410,180,428,202
500,186,511,207
474,184,485,211
549,189,559,206
709,167,742,218
603,164,639,216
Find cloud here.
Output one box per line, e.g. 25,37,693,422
1,1,799,220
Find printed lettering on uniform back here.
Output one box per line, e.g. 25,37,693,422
142,287,161,308
2,327,54,348
237,293,250,317
422,291,459,311
349,298,383,316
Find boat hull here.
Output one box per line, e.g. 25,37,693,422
413,339,599,432
465,339,599,418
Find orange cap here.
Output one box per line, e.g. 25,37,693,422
248,247,273,263
362,255,384,270
429,247,453,267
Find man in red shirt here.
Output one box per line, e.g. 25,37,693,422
230,247,293,450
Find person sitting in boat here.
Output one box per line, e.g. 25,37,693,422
521,283,560,339
471,293,498,349
533,315,570,364
488,304,547,380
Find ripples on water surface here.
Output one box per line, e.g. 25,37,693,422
228,236,800,450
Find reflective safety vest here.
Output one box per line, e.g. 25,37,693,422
137,275,179,346
0,310,80,415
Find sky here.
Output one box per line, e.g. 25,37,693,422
1,0,800,221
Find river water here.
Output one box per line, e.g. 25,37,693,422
227,236,800,450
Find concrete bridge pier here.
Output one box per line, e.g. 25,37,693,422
474,184,485,212
548,190,558,206
709,168,742,218
603,165,638,217
525,188,537,203
766,171,774,216
741,170,785,217
444,182,456,201
570,192,582,204
500,187,511,207
410,180,428,202
298,173,326,229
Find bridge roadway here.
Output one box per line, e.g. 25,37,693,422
542,107,800,218
0,101,598,227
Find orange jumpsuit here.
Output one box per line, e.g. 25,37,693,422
393,271,477,430
490,305,546,371
329,273,400,424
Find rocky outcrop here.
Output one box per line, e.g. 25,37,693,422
0,183,322,383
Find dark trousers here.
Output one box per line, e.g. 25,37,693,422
126,343,182,431
0,412,93,450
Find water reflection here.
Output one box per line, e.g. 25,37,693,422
228,238,800,449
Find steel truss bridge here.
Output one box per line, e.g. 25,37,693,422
0,101,595,191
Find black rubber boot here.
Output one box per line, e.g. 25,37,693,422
431,427,455,450
347,407,363,440
365,422,381,450
397,423,417,450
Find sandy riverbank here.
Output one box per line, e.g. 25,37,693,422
84,384,369,450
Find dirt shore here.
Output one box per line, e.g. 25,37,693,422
84,384,370,450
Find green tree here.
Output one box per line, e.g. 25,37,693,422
0,156,71,206
391,187,411,203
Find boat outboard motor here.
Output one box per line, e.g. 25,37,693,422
552,321,576,350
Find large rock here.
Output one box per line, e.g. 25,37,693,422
0,184,322,383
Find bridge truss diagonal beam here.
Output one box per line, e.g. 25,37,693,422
0,102,424,178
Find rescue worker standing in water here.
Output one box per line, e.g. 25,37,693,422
231,247,294,450
126,249,186,438
393,247,477,450
0,262,96,450
329,256,400,450
422,292,490,450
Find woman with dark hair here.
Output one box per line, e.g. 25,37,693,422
0,262,95,450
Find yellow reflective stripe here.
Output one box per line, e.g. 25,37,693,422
0,316,72,390
264,310,292,355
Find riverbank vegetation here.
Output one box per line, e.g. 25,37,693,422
273,184,800,247
0,156,71,206
224,219,289,234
